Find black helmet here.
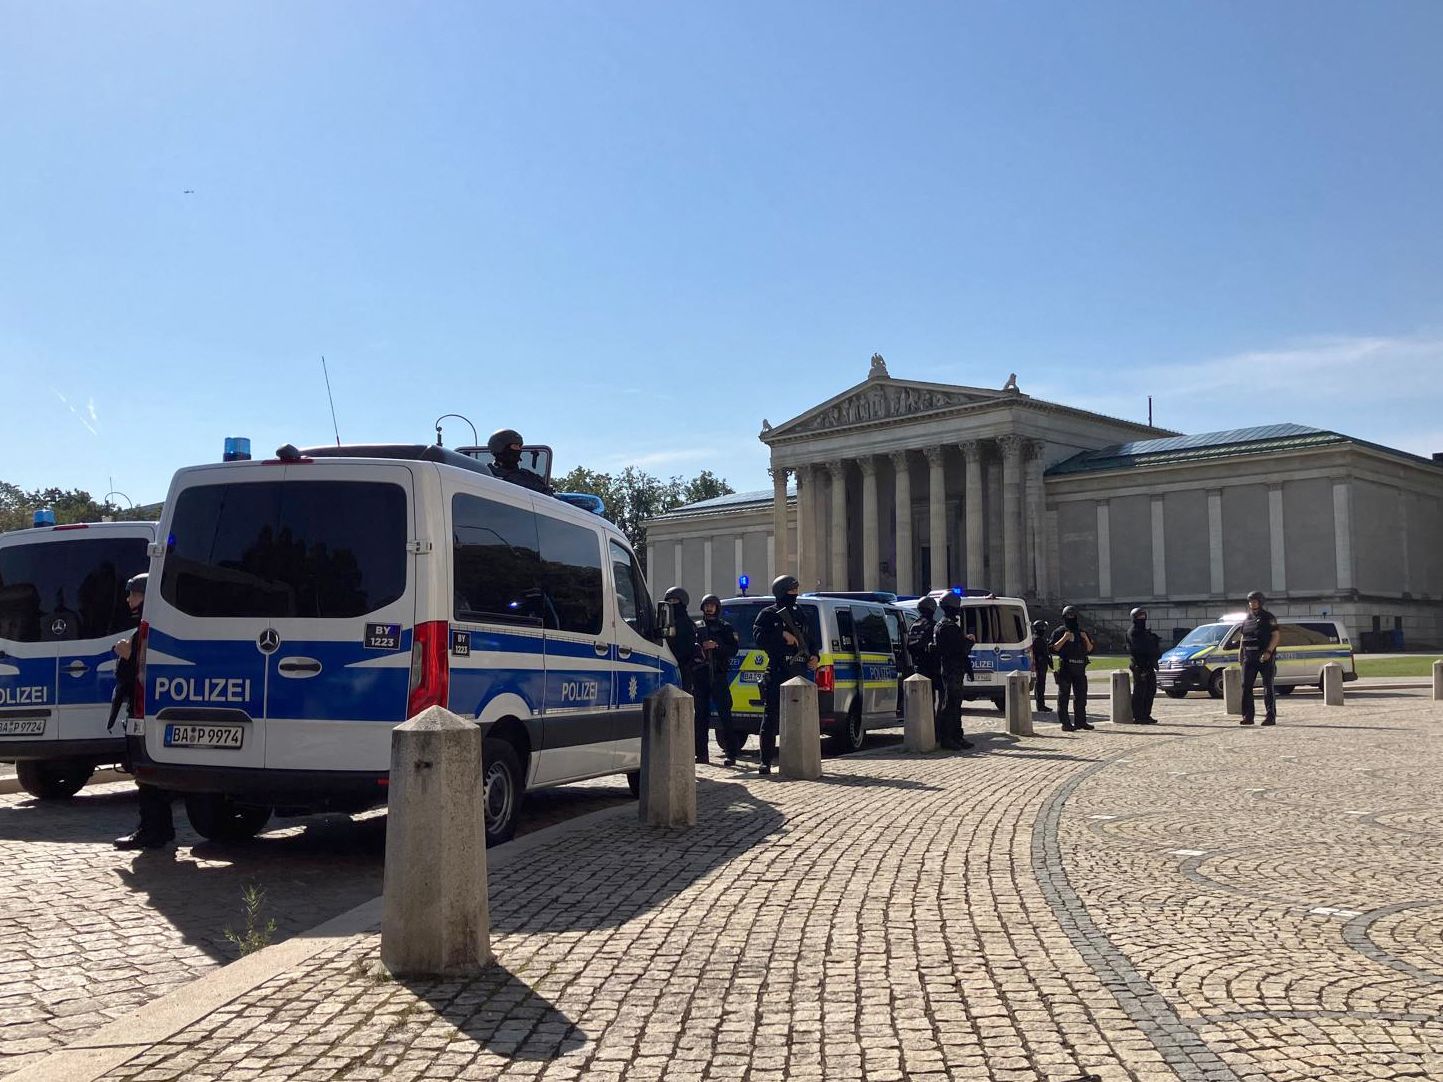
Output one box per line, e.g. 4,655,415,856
125,573,148,595
1061,605,1078,619
663,586,689,608
917,596,937,617
771,574,799,602
1246,590,1265,603
486,428,524,456
1130,607,1147,620
699,593,721,612
1032,619,1048,634
939,592,962,613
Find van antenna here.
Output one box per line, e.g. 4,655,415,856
321,356,341,446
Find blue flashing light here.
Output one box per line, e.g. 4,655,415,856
555,492,606,516
951,585,964,596
223,436,253,462
33,508,56,528
739,575,749,590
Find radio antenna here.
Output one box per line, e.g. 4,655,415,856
321,356,341,445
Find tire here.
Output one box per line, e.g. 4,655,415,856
1207,669,1224,700
482,737,524,848
1163,688,1188,699
717,732,750,756
833,701,865,753
184,793,273,842
992,694,1007,713
626,770,641,798
1275,685,1295,697
16,760,93,800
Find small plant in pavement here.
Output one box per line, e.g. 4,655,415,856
224,883,278,957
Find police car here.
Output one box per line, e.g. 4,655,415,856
1158,614,1357,698
0,513,154,798
892,589,1034,710
130,442,678,846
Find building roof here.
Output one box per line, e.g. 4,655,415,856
653,482,794,521
1047,423,1437,476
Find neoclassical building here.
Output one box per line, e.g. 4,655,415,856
647,355,1443,646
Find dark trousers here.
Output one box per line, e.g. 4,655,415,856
1241,651,1276,722
1131,667,1157,721
760,671,782,767
1056,664,1088,728
938,676,967,745
137,783,175,839
1033,666,1049,711
694,672,736,760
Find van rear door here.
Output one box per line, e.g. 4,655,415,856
0,539,60,744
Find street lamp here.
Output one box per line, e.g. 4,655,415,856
101,490,133,523
434,414,479,449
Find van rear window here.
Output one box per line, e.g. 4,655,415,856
160,481,407,619
0,537,148,643
723,600,823,654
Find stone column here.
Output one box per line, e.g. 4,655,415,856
1268,483,1286,594
1207,489,1224,596
890,450,913,595
1096,501,1112,599
998,435,1024,597
828,460,849,590
770,467,791,578
961,440,985,590
702,538,713,598
796,465,817,592
1025,440,1046,597
860,456,880,591
925,447,946,591
1150,495,1167,599
1332,481,1353,591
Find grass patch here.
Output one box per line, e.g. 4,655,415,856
1355,656,1441,678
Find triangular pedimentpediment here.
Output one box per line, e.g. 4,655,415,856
762,376,1018,440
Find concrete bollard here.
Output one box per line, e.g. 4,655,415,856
1322,662,1345,706
380,706,491,978
1110,670,1132,724
1224,666,1243,716
1005,671,1034,736
639,684,696,828
780,677,823,780
902,673,938,753
1433,659,1442,702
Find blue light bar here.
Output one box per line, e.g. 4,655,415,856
738,574,750,591
223,436,253,462
555,492,606,516
33,508,56,527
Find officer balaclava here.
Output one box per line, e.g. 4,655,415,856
1063,605,1080,632
487,429,524,471
1131,607,1147,628
125,573,147,617
700,594,721,620
917,596,937,618
772,575,800,609
664,586,690,613
939,592,961,620
1247,590,1264,613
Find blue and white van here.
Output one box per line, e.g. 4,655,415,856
0,519,154,797
130,443,678,845
894,590,1033,709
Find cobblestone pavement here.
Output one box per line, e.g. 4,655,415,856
0,774,635,1076
39,690,1438,1082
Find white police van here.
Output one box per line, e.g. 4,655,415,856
0,516,154,797
130,443,678,846
894,590,1033,709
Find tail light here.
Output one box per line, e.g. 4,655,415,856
407,621,451,718
815,664,834,693
134,621,150,719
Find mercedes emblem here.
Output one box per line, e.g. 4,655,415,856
257,628,281,654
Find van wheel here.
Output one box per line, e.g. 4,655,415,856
482,738,524,848
1275,685,1295,696
184,794,272,842
1207,670,1224,699
834,702,865,753
991,695,1007,713
1163,688,1188,699
16,760,93,800
626,771,641,798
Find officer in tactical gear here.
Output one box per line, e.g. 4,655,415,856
111,575,177,850
663,587,699,695
752,575,818,775
1126,607,1161,724
932,593,976,751
1029,619,1054,713
485,429,554,494
693,594,740,765
1050,605,1095,732
1238,590,1280,726
906,596,943,718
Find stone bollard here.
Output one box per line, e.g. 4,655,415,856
1433,659,1442,702
380,706,491,978
1110,670,1132,724
1006,671,1034,736
780,677,823,780
1223,666,1243,716
902,673,938,753
1322,662,1345,706
639,684,696,828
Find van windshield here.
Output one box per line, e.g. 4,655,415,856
1177,623,1230,649
0,536,148,643
160,481,407,619
722,600,823,655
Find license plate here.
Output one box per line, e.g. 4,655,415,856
738,672,765,684
0,718,45,736
971,672,993,683
164,723,244,749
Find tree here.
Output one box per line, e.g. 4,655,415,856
554,465,733,572
0,481,155,534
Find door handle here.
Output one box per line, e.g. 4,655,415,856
593,642,609,657
277,657,323,679
617,646,632,660
64,660,89,677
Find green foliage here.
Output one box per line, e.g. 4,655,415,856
0,481,155,534
554,465,734,572
224,883,279,957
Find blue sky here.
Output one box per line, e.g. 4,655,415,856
3,1,1440,506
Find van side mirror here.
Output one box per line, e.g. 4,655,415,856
654,601,675,641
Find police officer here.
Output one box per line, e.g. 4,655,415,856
752,575,818,775
1238,589,1280,726
111,575,176,851
906,597,943,721
1050,605,1095,732
932,593,976,751
1029,619,1053,713
663,587,699,695
693,595,740,765
485,429,554,495
1126,607,1161,725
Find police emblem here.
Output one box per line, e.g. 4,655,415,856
627,676,638,701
